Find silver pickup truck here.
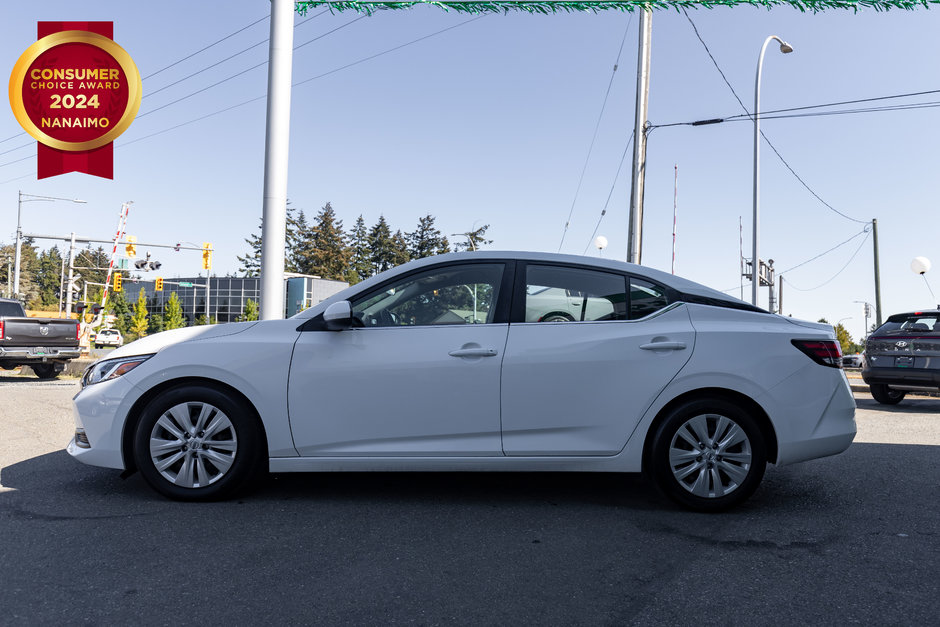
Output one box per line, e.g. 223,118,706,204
0,298,81,379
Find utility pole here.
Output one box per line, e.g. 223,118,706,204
65,232,77,316
872,218,882,326
778,277,783,316
627,9,652,265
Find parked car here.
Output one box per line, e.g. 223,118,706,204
68,252,856,511
862,309,940,404
94,328,124,349
0,297,81,378
842,353,865,368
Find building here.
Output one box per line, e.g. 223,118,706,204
120,274,347,323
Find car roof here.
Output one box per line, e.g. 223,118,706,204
295,250,759,319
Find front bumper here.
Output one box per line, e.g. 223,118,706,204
67,375,140,470
862,366,940,388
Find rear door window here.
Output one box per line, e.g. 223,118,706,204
524,265,626,322
629,278,670,320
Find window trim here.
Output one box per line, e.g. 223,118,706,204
299,260,515,332
511,260,678,324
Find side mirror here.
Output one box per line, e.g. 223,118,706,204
323,300,353,331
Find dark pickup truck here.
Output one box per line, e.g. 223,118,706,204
0,298,81,379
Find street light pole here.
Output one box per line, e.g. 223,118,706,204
13,191,86,299
751,36,793,306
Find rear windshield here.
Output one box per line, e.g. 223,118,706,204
0,301,24,317
875,314,940,335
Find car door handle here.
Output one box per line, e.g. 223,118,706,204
448,348,498,358
640,341,687,351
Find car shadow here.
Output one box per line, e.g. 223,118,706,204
855,395,940,413
4,441,918,516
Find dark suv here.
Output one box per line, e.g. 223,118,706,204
862,310,940,404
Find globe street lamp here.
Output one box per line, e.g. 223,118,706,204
13,191,86,299
751,36,793,306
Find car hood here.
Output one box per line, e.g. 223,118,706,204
107,322,260,359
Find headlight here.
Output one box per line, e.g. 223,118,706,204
81,355,154,387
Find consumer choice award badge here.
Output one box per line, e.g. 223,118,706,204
9,22,141,179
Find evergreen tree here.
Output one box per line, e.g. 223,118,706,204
369,216,401,275
454,224,492,252
31,246,63,309
288,209,312,273
237,220,263,277
107,289,132,335
304,203,351,280
164,292,185,330
346,215,372,284
240,298,259,322
148,313,165,335
238,203,300,276
407,215,450,259
391,230,411,267
130,288,149,339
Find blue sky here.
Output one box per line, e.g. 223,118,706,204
2,1,938,341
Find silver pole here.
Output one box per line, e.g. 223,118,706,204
752,35,792,306
13,191,22,299
259,0,295,320
65,232,77,316
627,10,652,265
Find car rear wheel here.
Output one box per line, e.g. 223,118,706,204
133,385,264,501
869,384,906,405
649,398,767,512
31,363,60,379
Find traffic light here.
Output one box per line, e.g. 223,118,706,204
202,242,213,270
155,277,164,291
113,273,122,292
92,304,102,315
75,303,86,314
125,235,137,258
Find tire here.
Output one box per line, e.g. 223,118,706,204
133,385,265,501
540,312,574,322
648,398,767,512
32,363,59,379
870,384,906,405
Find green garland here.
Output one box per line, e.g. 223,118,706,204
296,0,937,15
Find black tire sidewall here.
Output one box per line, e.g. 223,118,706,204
650,398,767,512
32,364,58,379
133,385,262,501
870,384,905,405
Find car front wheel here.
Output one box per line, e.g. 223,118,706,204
649,398,767,512
869,384,906,405
133,385,264,501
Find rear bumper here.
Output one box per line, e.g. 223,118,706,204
0,346,81,360
861,366,940,388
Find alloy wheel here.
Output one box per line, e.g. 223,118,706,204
149,401,238,488
668,413,752,499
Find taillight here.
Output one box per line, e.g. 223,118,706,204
792,339,843,368
76,323,81,341
0,320,4,340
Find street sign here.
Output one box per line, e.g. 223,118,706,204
179,281,193,287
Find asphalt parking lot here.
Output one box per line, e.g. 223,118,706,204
0,378,937,625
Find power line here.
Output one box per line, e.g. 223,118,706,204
681,9,868,225
778,224,871,275
783,230,871,292
583,130,634,255
147,9,333,99
136,14,369,121
143,14,271,80
558,15,633,252
3,15,489,169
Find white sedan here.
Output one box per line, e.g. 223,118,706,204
68,252,856,511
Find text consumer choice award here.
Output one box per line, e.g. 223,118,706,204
9,22,141,179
